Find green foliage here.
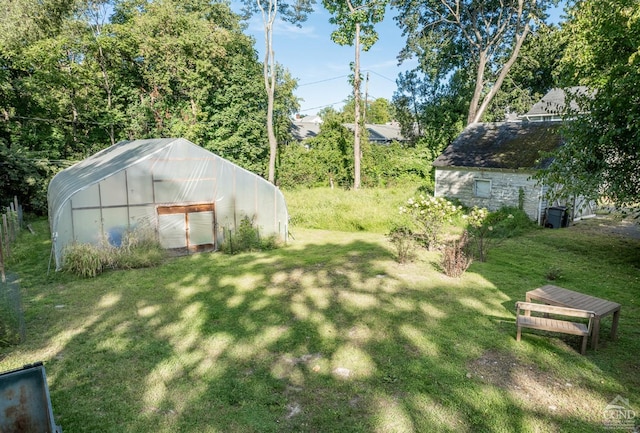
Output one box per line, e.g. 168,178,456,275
386,225,416,264
483,25,566,121
279,116,433,190
285,184,422,233
220,216,280,254
63,243,107,278
392,0,555,123
1,0,299,210
539,0,640,208
464,206,538,262
0,141,56,215
63,226,165,278
392,68,467,152
545,266,563,281
400,195,461,250
323,0,387,51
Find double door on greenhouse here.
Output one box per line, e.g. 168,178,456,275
157,203,216,252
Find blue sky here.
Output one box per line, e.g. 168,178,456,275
235,4,566,116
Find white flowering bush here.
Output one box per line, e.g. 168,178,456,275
400,195,461,250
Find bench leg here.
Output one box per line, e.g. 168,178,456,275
610,309,621,340
516,325,522,342
580,335,588,355
591,317,601,350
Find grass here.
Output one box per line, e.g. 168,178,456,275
284,184,425,233
1,189,639,432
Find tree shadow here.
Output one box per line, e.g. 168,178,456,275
5,226,639,432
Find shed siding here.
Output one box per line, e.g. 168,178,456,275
435,168,542,221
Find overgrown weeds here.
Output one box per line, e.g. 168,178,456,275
63,225,164,277
220,216,280,254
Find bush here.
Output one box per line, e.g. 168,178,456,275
386,225,416,264
441,231,472,278
220,216,281,254
400,195,461,250
63,225,165,277
465,206,537,262
63,243,107,278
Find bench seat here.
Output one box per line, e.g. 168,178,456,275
516,301,595,355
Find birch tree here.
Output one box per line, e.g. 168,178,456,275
393,0,553,125
240,0,315,184
323,0,387,190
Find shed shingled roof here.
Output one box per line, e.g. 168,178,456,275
432,121,563,170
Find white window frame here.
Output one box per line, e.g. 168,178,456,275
474,179,491,198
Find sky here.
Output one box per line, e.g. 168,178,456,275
234,3,566,117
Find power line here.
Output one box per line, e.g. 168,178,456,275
298,75,351,87
298,70,397,88
299,101,345,113
363,69,397,83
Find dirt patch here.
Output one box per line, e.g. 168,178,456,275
467,350,607,421
570,216,640,240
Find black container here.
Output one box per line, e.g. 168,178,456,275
546,206,569,228
0,362,62,433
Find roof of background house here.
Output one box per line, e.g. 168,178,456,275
291,119,405,143
343,122,405,143
291,121,321,141
432,121,563,170
522,86,590,119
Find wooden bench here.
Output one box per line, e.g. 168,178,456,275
515,301,595,355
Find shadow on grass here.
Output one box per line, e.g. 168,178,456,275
3,223,640,432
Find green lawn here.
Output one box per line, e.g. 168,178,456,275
1,213,639,432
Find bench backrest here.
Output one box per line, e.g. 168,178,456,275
516,301,596,319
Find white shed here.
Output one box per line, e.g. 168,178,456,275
48,138,288,269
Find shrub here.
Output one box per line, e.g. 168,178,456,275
63,242,107,278
400,195,461,250
220,216,280,254
441,231,472,278
63,225,165,277
386,225,416,264
465,206,537,262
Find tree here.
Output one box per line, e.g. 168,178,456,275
323,0,387,190
393,0,554,125
538,0,640,208
367,97,392,124
0,0,296,212
239,0,315,184
392,67,469,154
342,96,392,124
483,23,566,121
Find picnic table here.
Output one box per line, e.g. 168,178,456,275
525,284,621,350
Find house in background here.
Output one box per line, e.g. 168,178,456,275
520,86,589,122
291,116,406,144
433,88,596,225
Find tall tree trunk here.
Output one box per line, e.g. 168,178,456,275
467,50,487,125
471,25,530,124
96,43,115,146
353,21,361,190
265,27,277,184
259,1,278,184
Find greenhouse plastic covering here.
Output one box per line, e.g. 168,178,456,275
48,138,288,270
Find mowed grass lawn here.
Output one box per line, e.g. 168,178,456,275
1,187,639,432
